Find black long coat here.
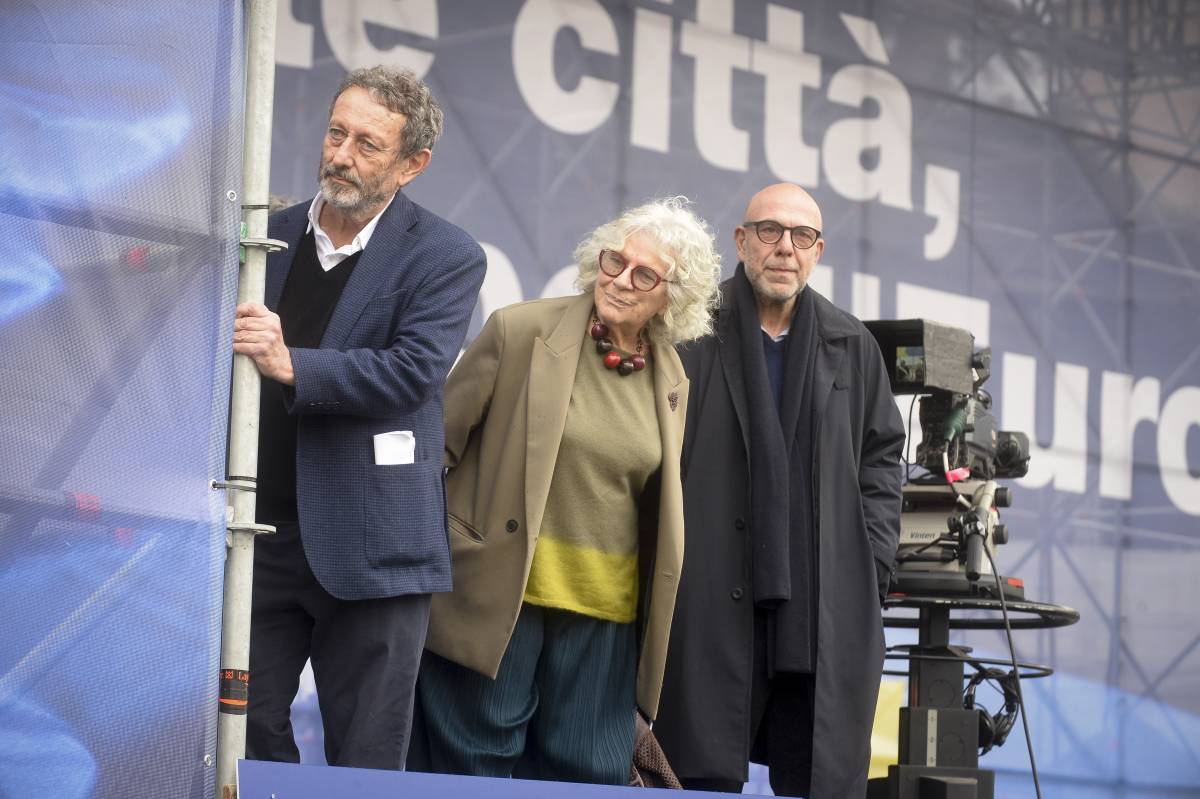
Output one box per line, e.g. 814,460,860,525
654,280,905,797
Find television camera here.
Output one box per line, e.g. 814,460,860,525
865,320,1074,799
865,319,1031,599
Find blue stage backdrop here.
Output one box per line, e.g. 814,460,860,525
1,2,1196,798
0,2,242,798
269,1,1200,795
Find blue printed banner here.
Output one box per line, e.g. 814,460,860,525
271,1,1200,793
1,1,1197,796
0,3,243,798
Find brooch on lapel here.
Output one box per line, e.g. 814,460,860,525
668,391,679,411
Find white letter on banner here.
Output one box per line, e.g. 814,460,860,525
852,272,881,320
839,13,890,65
478,244,524,320
822,64,914,211
277,1,314,68
1158,386,1200,516
680,0,750,172
924,164,961,260
513,0,619,135
1099,371,1160,501
541,264,581,299
807,264,833,301
895,282,990,346
1002,353,1089,494
751,5,821,187
631,7,673,152
322,0,437,75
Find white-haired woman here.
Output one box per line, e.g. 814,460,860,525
412,198,721,784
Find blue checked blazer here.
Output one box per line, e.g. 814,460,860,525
264,191,486,600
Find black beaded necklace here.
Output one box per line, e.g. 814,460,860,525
590,314,647,377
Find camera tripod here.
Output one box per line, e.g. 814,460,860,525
867,594,1078,799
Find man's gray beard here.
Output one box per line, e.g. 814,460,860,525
319,174,391,219
748,270,803,305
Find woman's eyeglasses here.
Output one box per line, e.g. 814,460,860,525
599,250,671,292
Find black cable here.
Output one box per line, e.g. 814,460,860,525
983,546,1043,799
893,534,957,563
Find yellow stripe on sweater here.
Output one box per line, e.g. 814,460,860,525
524,536,639,624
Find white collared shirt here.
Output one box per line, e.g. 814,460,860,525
763,325,790,344
305,191,394,272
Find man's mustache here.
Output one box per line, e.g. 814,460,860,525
321,165,361,188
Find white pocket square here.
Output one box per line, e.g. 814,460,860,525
373,430,415,465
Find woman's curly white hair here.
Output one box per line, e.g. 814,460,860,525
574,196,722,345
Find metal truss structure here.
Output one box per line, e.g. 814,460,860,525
901,0,1200,792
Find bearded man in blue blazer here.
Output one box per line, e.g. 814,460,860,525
232,66,486,770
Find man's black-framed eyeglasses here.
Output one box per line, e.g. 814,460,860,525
598,250,671,292
744,220,822,250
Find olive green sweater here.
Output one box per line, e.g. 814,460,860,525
524,343,661,622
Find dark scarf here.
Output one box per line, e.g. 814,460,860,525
730,265,819,672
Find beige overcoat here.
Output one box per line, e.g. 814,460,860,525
425,292,688,719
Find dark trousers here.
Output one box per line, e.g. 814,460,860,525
245,522,431,769
682,612,816,798
411,603,637,785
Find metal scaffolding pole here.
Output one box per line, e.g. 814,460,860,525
215,1,283,797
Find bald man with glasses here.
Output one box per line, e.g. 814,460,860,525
654,184,905,797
